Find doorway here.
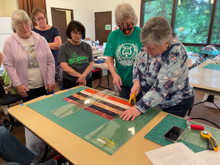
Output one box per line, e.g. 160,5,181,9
51,8,73,43
95,11,112,46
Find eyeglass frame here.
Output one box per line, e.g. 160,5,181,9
16,22,31,29
71,31,83,36
35,16,46,22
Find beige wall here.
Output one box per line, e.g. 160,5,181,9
0,0,142,40
0,0,18,17
45,0,141,41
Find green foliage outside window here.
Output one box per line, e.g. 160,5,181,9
211,0,220,44
144,0,173,25
175,0,213,44
185,46,201,53
144,0,219,53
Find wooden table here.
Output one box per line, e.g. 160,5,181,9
8,88,168,165
189,59,220,96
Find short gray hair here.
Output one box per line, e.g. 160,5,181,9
115,2,138,26
140,16,172,46
11,10,32,32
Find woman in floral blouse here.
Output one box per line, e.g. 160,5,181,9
121,16,194,121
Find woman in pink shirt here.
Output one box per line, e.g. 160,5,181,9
3,10,55,102
2,10,55,162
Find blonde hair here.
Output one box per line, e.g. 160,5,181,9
140,16,172,46
11,10,32,32
115,2,138,26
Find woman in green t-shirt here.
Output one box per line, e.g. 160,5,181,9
104,2,142,100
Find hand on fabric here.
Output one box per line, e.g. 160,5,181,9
46,84,54,93
112,74,122,91
16,85,29,98
76,75,86,86
120,106,141,121
130,80,141,97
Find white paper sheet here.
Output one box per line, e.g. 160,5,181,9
145,142,208,165
196,150,220,165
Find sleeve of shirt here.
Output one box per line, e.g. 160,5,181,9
43,37,55,84
136,45,188,113
103,32,114,57
58,44,67,63
133,47,145,82
88,44,94,62
54,27,60,37
3,38,22,87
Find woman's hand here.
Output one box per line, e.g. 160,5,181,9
120,106,141,121
76,75,86,86
16,85,29,98
130,80,141,97
112,74,122,91
46,84,54,93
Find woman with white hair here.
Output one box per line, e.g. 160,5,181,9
2,10,55,163
105,2,142,100
3,10,55,102
121,16,195,121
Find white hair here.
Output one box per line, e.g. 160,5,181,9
115,2,138,26
11,10,32,32
140,16,172,46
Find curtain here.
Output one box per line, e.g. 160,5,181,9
18,0,46,16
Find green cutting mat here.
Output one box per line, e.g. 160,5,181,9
145,114,220,152
27,86,161,155
203,63,220,70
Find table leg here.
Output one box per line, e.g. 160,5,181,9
95,69,111,90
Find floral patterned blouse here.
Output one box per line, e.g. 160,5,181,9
133,39,194,113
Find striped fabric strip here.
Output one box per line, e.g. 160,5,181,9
63,89,131,120
72,93,123,115
84,88,131,106
63,97,114,120
77,91,127,111
99,100,126,112
81,90,130,109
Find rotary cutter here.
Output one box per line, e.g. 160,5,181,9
201,131,219,151
129,92,136,106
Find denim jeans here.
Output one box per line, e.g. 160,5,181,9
0,126,34,165
119,85,142,101
162,95,195,117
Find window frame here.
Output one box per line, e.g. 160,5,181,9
140,0,219,48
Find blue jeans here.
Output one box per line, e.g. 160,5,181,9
162,95,195,117
0,126,34,165
119,85,142,101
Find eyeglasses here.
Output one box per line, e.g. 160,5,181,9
17,22,30,29
72,31,82,36
35,17,46,22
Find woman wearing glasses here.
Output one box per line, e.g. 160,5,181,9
58,20,94,89
31,8,63,90
105,2,142,100
3,10,55,102
2,10,55,163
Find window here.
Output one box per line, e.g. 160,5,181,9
143,0,173,25
211,0,220,44
175,0,213,44
141,0,219,53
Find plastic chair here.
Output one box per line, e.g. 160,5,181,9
0,84,23,131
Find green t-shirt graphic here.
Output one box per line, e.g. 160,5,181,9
58,41,93,82
104,26,142,88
